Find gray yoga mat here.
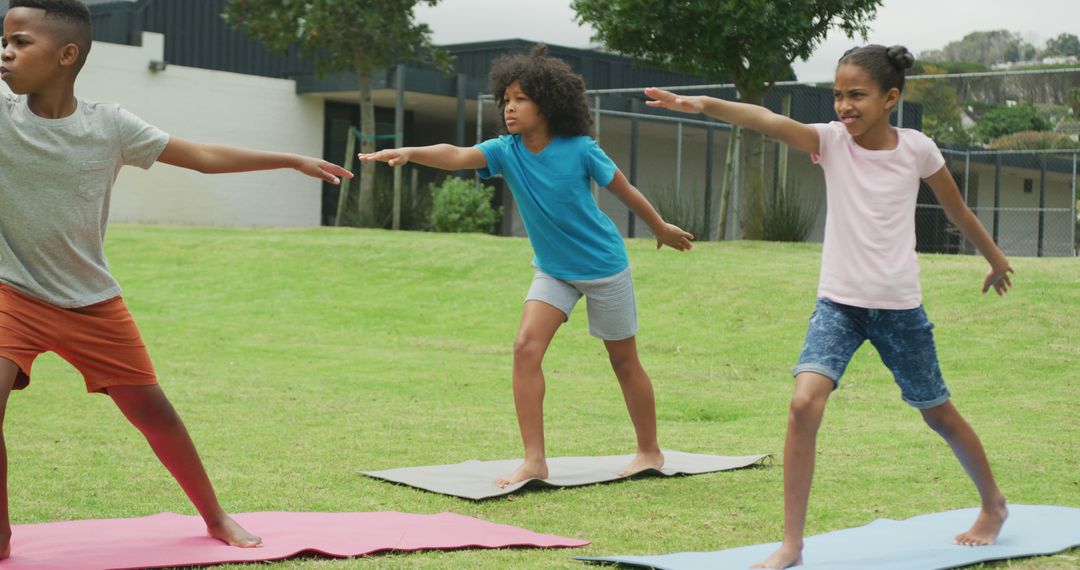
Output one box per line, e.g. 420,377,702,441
577,504,1080,570
362,451,769,500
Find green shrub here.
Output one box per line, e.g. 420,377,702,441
429,177,502,234
374,166,432,231
1068,88,1080,117
645,183,708,240
974,104,1053,143
988,130,1078,150
762,181,818,243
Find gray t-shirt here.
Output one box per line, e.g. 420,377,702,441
0,94,169,308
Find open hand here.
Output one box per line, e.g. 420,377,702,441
982,265,1014,296
645,87,705,114
296,158,353,185
358,149,411,167
655,223,694,251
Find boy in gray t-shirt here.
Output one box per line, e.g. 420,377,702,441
0,0,352,557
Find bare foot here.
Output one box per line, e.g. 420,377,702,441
954,499,1008,546
207,515,262,548
752,542,804,569
496,459,548,488
618,450,665,477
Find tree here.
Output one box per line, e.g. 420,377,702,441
1068,88,1080,117
1042,33,1080,58
223,0,449,228
904,64,970,146
572,0,881,239
973,104,1052,143
921,30,1037,66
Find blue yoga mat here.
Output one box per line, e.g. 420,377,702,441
578,504,1080,570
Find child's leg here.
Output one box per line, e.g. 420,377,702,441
753,372,834,569
496,300,566,488
872,305,1007,546
920,401,1007,546
602,336,664,476
108,384,261,547
0,358,17,560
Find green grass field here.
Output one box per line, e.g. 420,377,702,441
7,226,1078,569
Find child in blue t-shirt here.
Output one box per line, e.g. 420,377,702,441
360,44,693,487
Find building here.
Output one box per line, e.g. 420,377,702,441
4,0,1073,256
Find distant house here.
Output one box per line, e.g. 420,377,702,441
924,148,1076,257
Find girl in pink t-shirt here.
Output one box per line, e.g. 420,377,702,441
647,44,1013,569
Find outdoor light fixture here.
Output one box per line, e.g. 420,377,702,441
148,60,167,73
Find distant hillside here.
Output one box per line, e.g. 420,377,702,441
916,31,1080,106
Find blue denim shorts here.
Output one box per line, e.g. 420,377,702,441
793,298,951,409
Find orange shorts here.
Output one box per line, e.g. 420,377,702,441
0,283,158,393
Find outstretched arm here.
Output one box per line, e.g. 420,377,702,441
645,87,820,155
358,144,487,171
924,166,1013,295
606,170,694,251
157,137,353,184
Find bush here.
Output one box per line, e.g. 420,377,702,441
762,181,818,243
988,130,1078,150
374,166,432,231
1068,88,1080,117
645,183,708,241
974,104,1053,143
429,177,502,233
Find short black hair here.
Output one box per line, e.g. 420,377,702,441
8,0,92,71
838,44,914,94
489,44,592,138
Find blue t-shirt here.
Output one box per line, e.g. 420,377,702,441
475,134,628,280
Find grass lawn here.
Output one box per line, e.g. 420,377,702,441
7,225,1078,569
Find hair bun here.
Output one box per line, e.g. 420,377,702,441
886,45,914,70
530,43,550,58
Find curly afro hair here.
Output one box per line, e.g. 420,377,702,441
489,44,592,138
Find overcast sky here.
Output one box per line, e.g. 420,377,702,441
415,0,1080,83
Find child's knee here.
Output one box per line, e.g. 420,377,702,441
512,336,545,366
920,405,958,435
607,352,638,377
789,391,827,422
112,389,181,431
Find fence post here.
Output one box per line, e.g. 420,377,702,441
629,98,640,238
675,121,683,198
1072,153,1078,256
778,93,792,196
897,95,904,128
475,96,484,184
393,64,405,230
1038,155,1046,257
455,73,467,178
703,125,715,241
963,151,971,204
963,151,972,253
993,154,1001,245
731,128,742,240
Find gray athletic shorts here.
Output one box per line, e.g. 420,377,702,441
525,267,638,341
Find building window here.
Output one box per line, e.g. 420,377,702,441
1023,178,1033,194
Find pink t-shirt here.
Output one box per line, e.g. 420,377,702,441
811,121,946,310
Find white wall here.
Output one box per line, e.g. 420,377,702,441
966,156,1077,256
4,32,326,227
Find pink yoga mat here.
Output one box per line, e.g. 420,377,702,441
4,511,589,569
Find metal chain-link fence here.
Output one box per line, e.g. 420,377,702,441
478,68,1080,257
